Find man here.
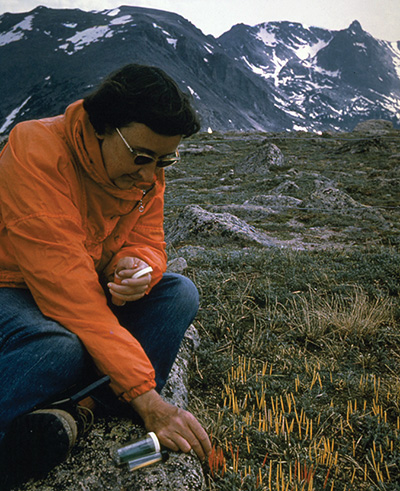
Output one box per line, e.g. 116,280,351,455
0,64,211,487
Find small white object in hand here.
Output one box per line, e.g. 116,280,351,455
132,266,153,279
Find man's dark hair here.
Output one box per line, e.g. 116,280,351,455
83,64,200,137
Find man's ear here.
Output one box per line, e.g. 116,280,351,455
95,132,105,140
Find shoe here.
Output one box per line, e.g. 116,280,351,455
0,409,77,489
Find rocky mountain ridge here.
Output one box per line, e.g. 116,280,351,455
0,6,399,134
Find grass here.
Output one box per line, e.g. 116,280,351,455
165,130,400,490
185,248,400,490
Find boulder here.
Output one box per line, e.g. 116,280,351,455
335,137,390,154
166,257,188,274
307,186,362,210
306,186,386,223
166,205,279,247
235,141,284,175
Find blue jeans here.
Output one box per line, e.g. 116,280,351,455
0,273,199,443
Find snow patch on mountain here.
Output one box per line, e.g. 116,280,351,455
387,41,400,78
59,25,113,54
256,26,278,46
0,15,34,46
187,86,200,100
153,23,167,33
382,93,400,114
241,56,269,79
103,8,120,17
0,96,31,133
167,38,177,48
295,39,330,60
354,42,367,51
110,15,133,26
150,23,178,47
312,64,341,78
272,53,289,87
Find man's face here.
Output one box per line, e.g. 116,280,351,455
98,122,181,190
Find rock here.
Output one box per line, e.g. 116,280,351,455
210,203,276,221
271,180,300,195
306,186,386,222
166,257,188,274
162,325,200,408
245,194,303,209
352,119,393,136
15,326,206,491
122,454,205,490
166,204,279,247
307,186,360,210
235,141,284,175
335,137,390,154
180,144,215,155
179,143,231,155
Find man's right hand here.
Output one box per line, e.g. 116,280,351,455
130,389,211,461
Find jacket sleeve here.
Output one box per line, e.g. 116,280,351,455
0,123,156,401
103,181,168,288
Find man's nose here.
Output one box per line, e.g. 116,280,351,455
138,162,157,182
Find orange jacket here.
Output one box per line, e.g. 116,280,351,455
0,100,169,401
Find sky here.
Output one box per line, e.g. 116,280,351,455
1,0,399,42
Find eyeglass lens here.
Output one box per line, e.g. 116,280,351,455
133,155,178,168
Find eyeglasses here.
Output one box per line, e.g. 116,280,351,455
116,128,180,168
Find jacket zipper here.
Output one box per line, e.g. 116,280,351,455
137,183,155,213
138,190,146,213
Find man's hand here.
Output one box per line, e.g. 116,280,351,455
130,389,211,461
108,257,152,305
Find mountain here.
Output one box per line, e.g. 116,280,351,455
0,6,399,134
219,20,400,131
